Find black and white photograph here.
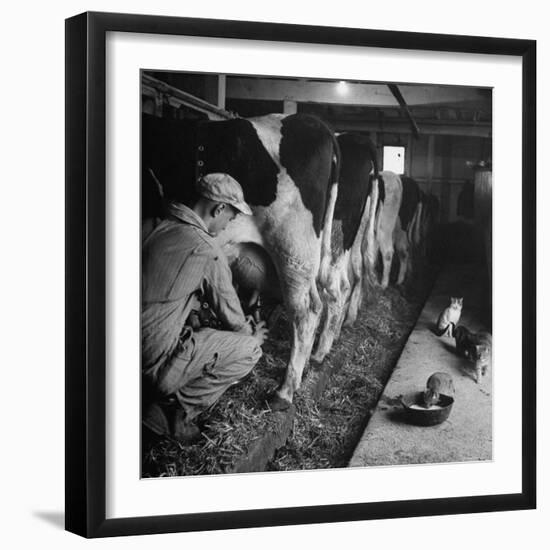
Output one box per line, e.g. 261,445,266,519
140,70,493,477
1,0,545,545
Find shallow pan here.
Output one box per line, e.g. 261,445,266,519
400,391,454,426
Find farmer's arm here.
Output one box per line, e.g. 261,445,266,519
202,254,252,334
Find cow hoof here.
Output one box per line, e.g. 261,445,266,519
267,394,292,412
343,313,356,328
310,351,325,364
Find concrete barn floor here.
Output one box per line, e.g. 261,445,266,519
349,264,492,467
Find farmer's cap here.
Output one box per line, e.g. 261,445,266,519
196,173,252,216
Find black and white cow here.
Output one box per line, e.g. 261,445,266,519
393,176,422,285
142,113,340,410
417,191,439,259
399,176,423,237
398,178,439,282
311,133,380,362
367,171,403,289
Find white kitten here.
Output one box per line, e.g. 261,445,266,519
436,297,463,337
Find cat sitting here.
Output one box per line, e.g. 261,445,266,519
453,325,492,383
435,297,463,337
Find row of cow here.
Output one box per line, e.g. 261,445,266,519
142,112,438,411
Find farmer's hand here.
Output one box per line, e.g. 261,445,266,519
240,315,256,336
252,320,268,346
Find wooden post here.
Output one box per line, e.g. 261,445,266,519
217,75,226,110
371,131,378,146
370,132,382,173
427,134,435,191
406,133,413,176
378,132,384,171
441,136,453,223
203,75,226,110
154,93,163,117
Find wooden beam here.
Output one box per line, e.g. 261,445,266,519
142,74,234,120
332,119,491,137
388,84,420,138
217,75,226,109
228,79,395,106
427,134,435,189
331,115,489,126
226,77,490,108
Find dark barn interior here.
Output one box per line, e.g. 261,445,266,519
141,71,493,476
142,72,491,262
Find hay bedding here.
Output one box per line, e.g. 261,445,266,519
142,314,292,477
142,266,435,477
267,274,433,471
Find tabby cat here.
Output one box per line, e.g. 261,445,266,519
423,372,455,407
454,325,492,383
435,297,463,337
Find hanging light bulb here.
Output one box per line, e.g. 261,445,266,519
337,81,348,95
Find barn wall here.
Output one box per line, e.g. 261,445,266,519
147,72,222,106
140,71,491,226
377,132,491,223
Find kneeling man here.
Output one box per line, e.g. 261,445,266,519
142,173,268,442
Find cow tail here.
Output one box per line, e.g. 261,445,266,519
407,194,420,243
364,173,380,286
367,135,379,181
352,138,378,253
367,135,381,241
319,133,341,281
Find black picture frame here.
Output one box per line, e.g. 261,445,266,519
65,11,536,538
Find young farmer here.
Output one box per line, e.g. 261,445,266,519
142,173,268,442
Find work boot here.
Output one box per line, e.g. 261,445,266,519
142,401,170,437
171,408,201,444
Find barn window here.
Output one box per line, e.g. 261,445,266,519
383,145,406,175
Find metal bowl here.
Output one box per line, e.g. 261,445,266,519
401,391,454,426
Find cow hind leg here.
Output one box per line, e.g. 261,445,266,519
271,282,322,410
362,196,380,289
379,238,394,289
345,242,366,328
344,242,364,327
395,237,409,286
396,249,408,285
344,279,362,327
311,294,338,364
393,218,409,286
363,239,379,289
343,268,362,327
312,275,349,363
